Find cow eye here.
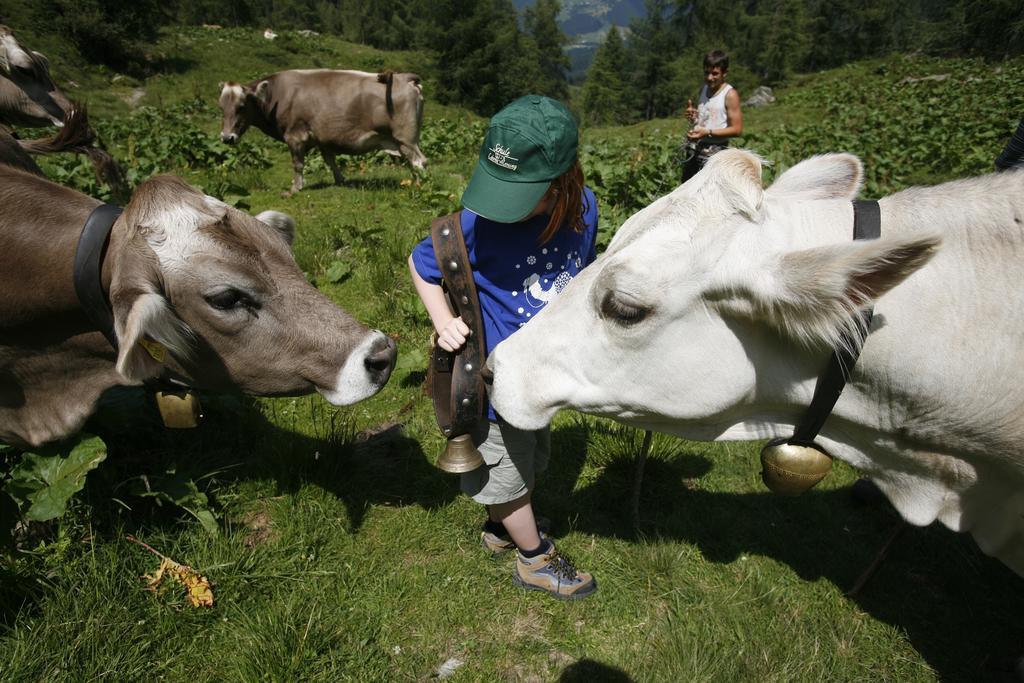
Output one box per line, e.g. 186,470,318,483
205,288,248,311
600,291,649,326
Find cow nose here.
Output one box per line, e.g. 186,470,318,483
221,133,238,144
364,333,397,382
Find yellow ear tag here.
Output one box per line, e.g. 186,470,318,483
139,338,167,363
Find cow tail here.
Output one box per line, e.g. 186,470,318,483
17,105,95,154
409,74,424,131
378,71,394,118
18,105,130,201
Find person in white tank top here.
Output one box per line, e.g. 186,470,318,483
681,50,744,182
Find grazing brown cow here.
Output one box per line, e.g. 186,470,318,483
0,24,127,200
0,132,397,449
218,69,426,196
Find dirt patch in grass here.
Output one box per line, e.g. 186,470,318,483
240,509,279,548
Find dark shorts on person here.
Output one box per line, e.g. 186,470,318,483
681,139,729,183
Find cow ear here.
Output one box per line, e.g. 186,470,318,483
767,153,863,200
3,38,32,70
30,50,50,71
110,243,194,383
704,149,764,220
253,80,270,103
255,210,295,247
720,234,941,350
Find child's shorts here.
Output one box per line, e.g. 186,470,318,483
460,420,550,505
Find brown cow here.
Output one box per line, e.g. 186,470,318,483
0,133,397,449
0,24,127,200
219,69,426,196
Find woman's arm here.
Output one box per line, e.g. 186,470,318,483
408,255,470,352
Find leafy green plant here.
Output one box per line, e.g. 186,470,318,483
324,260,353,284
420,117,488,161
2,435,107,525
33,99,274,202
121,469,220,535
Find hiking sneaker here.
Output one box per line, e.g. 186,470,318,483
513,542,597,600
480,516,551,557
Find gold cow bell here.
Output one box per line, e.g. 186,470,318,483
437,433,484,473
760,438,833,495
154,389,202,429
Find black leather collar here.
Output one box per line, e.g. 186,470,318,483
73,203,122,350
788,199,880,445
73,204,193,392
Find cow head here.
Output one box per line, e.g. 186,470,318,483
0,25,71,127
487,150,940,433
109,175,395,404
218,80,268,144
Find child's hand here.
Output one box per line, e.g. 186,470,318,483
437,316,471,352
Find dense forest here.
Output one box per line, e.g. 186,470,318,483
13,0,1024,123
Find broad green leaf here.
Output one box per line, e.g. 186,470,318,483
193,509,219,535
5,436,107,522
395,348,427,374
126,470,220,534
325,260,352,283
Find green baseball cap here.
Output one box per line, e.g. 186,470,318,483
461,95,579,223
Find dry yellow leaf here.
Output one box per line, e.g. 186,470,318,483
130,536,214,608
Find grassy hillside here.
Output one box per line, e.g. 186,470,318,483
2,24,1023,682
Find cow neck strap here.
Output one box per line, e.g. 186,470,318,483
789,199,880,445
73,203,122,350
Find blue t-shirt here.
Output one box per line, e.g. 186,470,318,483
412,187,599,419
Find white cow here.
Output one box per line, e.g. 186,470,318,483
488,149,1024,577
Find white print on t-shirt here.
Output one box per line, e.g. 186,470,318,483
516,249,582,312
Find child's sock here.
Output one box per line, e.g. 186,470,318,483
518,539,552,558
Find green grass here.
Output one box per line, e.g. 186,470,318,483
3,26,1024,682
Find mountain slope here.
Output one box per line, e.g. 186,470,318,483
514,0,647,80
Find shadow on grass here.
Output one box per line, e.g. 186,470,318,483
541,421,1024,682
559,659,633,681
304,176,405,193
1,386,458,631
84,387,455,534
150,55,198,76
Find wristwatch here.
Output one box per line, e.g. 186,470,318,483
706,128,713,137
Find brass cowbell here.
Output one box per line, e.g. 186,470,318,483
437,433,484,473
154,388,202,429
760,438,833,496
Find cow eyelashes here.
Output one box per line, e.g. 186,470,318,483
205,288,258,312
600,291,649,326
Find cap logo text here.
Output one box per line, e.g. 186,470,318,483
487,144,518,171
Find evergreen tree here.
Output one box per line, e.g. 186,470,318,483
756,0,810,82
523,0,571,100
425,0,544,115
35,0,164,75
581,26,630,125
627,0,683,120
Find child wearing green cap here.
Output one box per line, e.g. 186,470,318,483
408,95,599,600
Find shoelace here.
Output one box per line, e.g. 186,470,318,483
545,548,580,582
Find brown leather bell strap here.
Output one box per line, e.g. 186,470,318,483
429,212,486,437
790,199,880,445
